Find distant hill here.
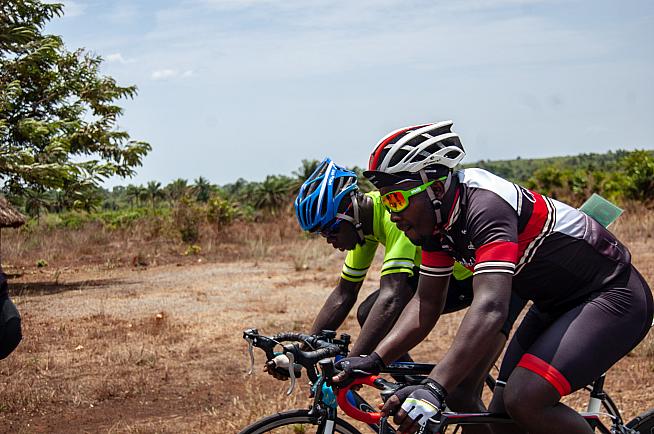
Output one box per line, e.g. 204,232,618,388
464,149,653,184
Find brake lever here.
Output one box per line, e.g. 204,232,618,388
245,337,255,375
286,351,296,396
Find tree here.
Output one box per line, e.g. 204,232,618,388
145,181,163,208
251,175,292,213
125,184,142,208
193,176,213,203
621,150,654,203
0,1,150,197
165,178,189,203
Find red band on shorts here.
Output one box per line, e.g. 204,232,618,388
517,354,571,396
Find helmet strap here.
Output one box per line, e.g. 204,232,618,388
335,191,365,244
420,170,443,226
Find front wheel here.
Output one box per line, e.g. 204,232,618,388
238,409,362,434
626,408,654,434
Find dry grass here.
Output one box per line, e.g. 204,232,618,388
0,208,651,433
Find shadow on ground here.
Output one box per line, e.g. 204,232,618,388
8,278,133,296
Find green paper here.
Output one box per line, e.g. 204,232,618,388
578,193,623,228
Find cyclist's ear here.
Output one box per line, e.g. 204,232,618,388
429,180,446,200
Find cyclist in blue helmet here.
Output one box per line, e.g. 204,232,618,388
267,158,526,424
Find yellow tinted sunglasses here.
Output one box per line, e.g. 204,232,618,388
381,181,434,213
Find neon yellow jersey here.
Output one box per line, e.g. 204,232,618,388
341,192,421,283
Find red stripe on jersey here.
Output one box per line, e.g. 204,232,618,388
517,191,549,259
517,354,571,396
476,241,518,264
445,188,461,229
421,250,454,268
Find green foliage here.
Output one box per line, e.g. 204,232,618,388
206,195,236,229
0,0,150,197
473,150,653,207
193,176,214,203
184,244,201,256
620,150,654,202
248,175,293,214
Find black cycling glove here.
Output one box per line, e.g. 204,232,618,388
333,352,385,384
395,379,447,428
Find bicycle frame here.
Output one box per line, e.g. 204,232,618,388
242,330,635,434
335,371,633,434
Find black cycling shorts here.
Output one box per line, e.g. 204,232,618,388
497,265,653,396
357,273,527,337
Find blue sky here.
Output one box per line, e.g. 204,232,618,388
48,0,654,187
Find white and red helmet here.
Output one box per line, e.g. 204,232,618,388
364,121,465,187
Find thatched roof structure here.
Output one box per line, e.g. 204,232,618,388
0,196,26,228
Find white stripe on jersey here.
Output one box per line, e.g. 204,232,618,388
342,266,368,277
516,196,556,275
382,260,415,269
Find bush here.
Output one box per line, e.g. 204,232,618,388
172,198,202,243
206,196,236,230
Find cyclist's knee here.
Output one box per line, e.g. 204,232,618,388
504,368,561,421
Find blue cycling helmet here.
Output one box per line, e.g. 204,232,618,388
294,158,363,239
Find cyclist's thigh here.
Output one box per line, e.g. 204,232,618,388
356,289,380,327
500,293,528,337
515,267,653,396
497,304,552,385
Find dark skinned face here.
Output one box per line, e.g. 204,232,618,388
379,180,445,246
323,220,359,251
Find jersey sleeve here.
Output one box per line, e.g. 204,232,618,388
466,189,519,276
420,247,455,278
380,218,420,277
342,237,379,283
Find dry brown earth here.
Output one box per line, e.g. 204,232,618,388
0,234,652,433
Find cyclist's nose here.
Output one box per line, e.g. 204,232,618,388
390,212,402,224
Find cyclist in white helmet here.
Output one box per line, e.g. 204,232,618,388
269,157,526,431
332,121,652,434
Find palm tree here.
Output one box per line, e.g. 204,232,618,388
125,184,141,208
253,175,292,213
165,178,189,204
146,181,163,208
193,176,213,203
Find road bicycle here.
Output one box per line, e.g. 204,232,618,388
239,329,654,434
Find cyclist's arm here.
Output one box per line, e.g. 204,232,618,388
429,272,512,392
350,272,414,356
374,274,449,363
309,278,361,335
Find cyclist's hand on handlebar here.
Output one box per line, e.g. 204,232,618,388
331,352,384,385
381,381,446,434
263,360,290,381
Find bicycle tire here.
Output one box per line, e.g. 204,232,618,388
238,409,362,434
627,408,654,434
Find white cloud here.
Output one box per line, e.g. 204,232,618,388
151,69,179,80
106,53,133,64
151,69,195,80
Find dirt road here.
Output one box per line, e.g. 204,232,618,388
1,250,652,433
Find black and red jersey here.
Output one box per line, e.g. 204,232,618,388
420,168,632,311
